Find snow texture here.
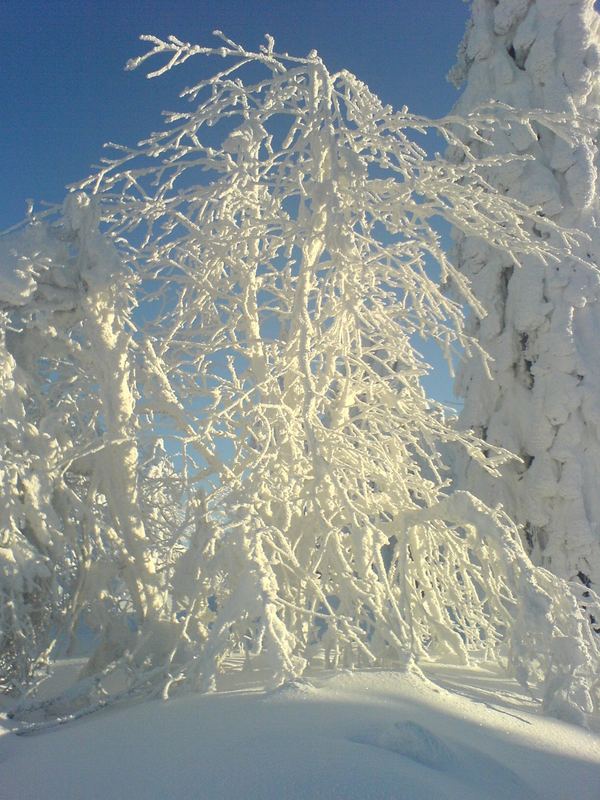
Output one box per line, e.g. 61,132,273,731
1,666,600,800
451,0,600,589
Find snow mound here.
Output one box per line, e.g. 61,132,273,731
2,666,599,800
351,719,532,798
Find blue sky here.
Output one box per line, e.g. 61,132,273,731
1,0,472,402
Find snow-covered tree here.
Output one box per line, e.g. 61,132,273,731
450,0,600,596
4,33,599,726
0,198,181,697
0,218,88,692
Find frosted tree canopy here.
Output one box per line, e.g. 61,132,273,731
1,32,598,729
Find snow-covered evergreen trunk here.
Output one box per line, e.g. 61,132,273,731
450,0,600,591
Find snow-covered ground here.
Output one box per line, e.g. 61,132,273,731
2,665,599,800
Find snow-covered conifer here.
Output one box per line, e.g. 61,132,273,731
450,0,600,592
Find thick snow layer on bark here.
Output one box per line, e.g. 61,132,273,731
450,0,600,587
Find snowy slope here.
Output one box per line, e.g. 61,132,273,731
2,667,599,800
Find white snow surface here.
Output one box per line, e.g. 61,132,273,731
2,665,599,800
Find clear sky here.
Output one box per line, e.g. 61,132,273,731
1,0,473,403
